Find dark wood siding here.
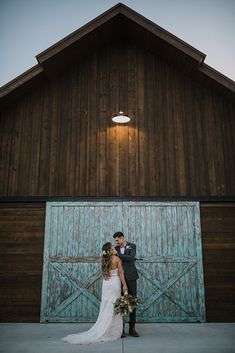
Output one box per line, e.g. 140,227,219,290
0,203,45,322
1,41,234,197
0,202,234,322
201,202,235,322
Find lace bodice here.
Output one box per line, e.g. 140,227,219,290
110,268,118,276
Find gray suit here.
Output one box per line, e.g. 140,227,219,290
115,241,139,326
115,241,139,280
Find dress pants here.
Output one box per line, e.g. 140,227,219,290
121,275,137,327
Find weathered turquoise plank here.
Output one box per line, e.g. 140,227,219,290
40,202,52,322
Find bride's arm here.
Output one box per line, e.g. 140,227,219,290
117,258,128,293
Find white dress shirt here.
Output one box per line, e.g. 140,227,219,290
120,246,125,254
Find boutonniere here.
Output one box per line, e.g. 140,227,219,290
126,245,132,250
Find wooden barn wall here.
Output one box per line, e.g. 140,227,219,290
0,202,234,322
0,203,45,322
200,202,235,322
0,41,235,197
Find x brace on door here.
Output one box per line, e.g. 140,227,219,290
49,258,102,318
136,258,197,316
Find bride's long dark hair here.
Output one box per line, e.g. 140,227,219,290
101,242,113,278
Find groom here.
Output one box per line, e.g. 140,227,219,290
113,231,140,337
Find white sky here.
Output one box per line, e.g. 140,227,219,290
0,0,235,87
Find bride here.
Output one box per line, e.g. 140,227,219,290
61,242,128,344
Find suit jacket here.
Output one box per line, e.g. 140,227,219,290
115,241,139,280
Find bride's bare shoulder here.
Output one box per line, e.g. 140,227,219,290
111,255,119,268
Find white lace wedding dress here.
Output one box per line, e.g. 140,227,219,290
61,268,123,344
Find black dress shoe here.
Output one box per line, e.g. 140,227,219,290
121,331,127,338
129,328,140,337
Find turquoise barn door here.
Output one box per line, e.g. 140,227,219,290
123,201,206,322
40,201,206,323
40,202,123,322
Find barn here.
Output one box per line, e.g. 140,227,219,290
0,2,234,324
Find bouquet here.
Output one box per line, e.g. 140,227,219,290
113,293,142,316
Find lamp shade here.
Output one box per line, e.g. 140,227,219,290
112,111,130,123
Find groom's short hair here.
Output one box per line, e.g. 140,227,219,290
113,232,124,239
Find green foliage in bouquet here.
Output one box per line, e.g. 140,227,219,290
113,293,142,316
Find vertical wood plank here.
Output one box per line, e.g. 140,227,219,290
127,42,138,196
108,43,119,195
98,47,108,195
137,47,146,195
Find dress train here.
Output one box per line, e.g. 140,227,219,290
61,268,123,344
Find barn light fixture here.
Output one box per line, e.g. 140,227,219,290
112,111,130,123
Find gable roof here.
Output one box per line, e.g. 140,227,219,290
1,2,235,107
36,2,206,67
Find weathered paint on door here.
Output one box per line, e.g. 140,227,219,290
123,202,206,322
40,201,206,323
40,202,123,322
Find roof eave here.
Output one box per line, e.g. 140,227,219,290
199,63,235,93
0,64,44,99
